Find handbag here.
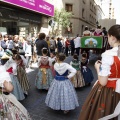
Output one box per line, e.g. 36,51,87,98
18,48,25,55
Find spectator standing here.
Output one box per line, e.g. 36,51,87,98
102,27,108,36
65,38,70,56
50,37,56,52
36,33,48,56
7,35,14,51
23,39,32,68
57,37,62,53
1,34,8,50
70,37,75,56
74,34,81,56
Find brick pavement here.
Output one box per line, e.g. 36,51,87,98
21,56,98,120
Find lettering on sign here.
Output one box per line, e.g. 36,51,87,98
20,0,35,6
39,4,52,13
9,15,18,19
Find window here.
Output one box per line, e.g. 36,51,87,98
90,14,91,22
81,25,84,35
82,8,85,18
65,4,73,12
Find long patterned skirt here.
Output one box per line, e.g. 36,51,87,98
45,79,79,110
9,74,25,100
0,94,31,120
17,66,30,92
35,68,53,89
71,70,85,88
78,83,120,120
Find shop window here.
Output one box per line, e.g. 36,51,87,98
65,4,73,12
82,8,85,19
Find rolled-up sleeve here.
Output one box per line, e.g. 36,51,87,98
98,54,113,76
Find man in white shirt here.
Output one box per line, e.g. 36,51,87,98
74,34,81,56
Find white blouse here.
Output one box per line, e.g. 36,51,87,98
99,47,119,76
54,63,76,79
4,57,17,75
0,66,11,87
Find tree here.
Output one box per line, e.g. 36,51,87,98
53,8,72,36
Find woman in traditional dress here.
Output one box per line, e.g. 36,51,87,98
81,53,94,86
0,65,31,119
45,53,79,114
35,48,53,90
4,55,25,100
70,54,85,88
14,54,30,95
79,25,120,120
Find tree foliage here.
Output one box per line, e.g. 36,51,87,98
54,8,72,28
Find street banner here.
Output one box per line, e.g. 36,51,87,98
81,36,103,49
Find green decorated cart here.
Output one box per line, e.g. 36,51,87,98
81,36,110,54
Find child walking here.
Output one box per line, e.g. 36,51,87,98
45,53,79,114
70,54,85,88
14,54,30,95
35,48,53,90
79,25,120,120
81,53,94,86
4,55,25,100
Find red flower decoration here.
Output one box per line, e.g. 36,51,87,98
101,103,105,108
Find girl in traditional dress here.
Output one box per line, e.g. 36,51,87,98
14,54,30,95
0,65,31,120
35,48,53,90
70,54,85,88
4,55,25,100
45,53,79,114
81,53,94,86
79,25,120,120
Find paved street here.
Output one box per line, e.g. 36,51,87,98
21,54,98,120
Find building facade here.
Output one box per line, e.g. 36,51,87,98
0,0,54,37
46,0,104,37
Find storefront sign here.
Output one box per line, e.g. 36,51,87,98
81,36,103,49
2,0,54,16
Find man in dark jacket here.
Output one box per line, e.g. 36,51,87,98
36,33,48,56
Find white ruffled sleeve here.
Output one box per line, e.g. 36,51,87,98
98,53,114,76
67,64,77,79
20,55,27,67
0,66,11,87
48,57,52,66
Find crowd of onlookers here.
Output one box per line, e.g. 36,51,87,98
0,25,107,67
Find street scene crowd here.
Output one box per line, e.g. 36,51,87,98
0,24,120,120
